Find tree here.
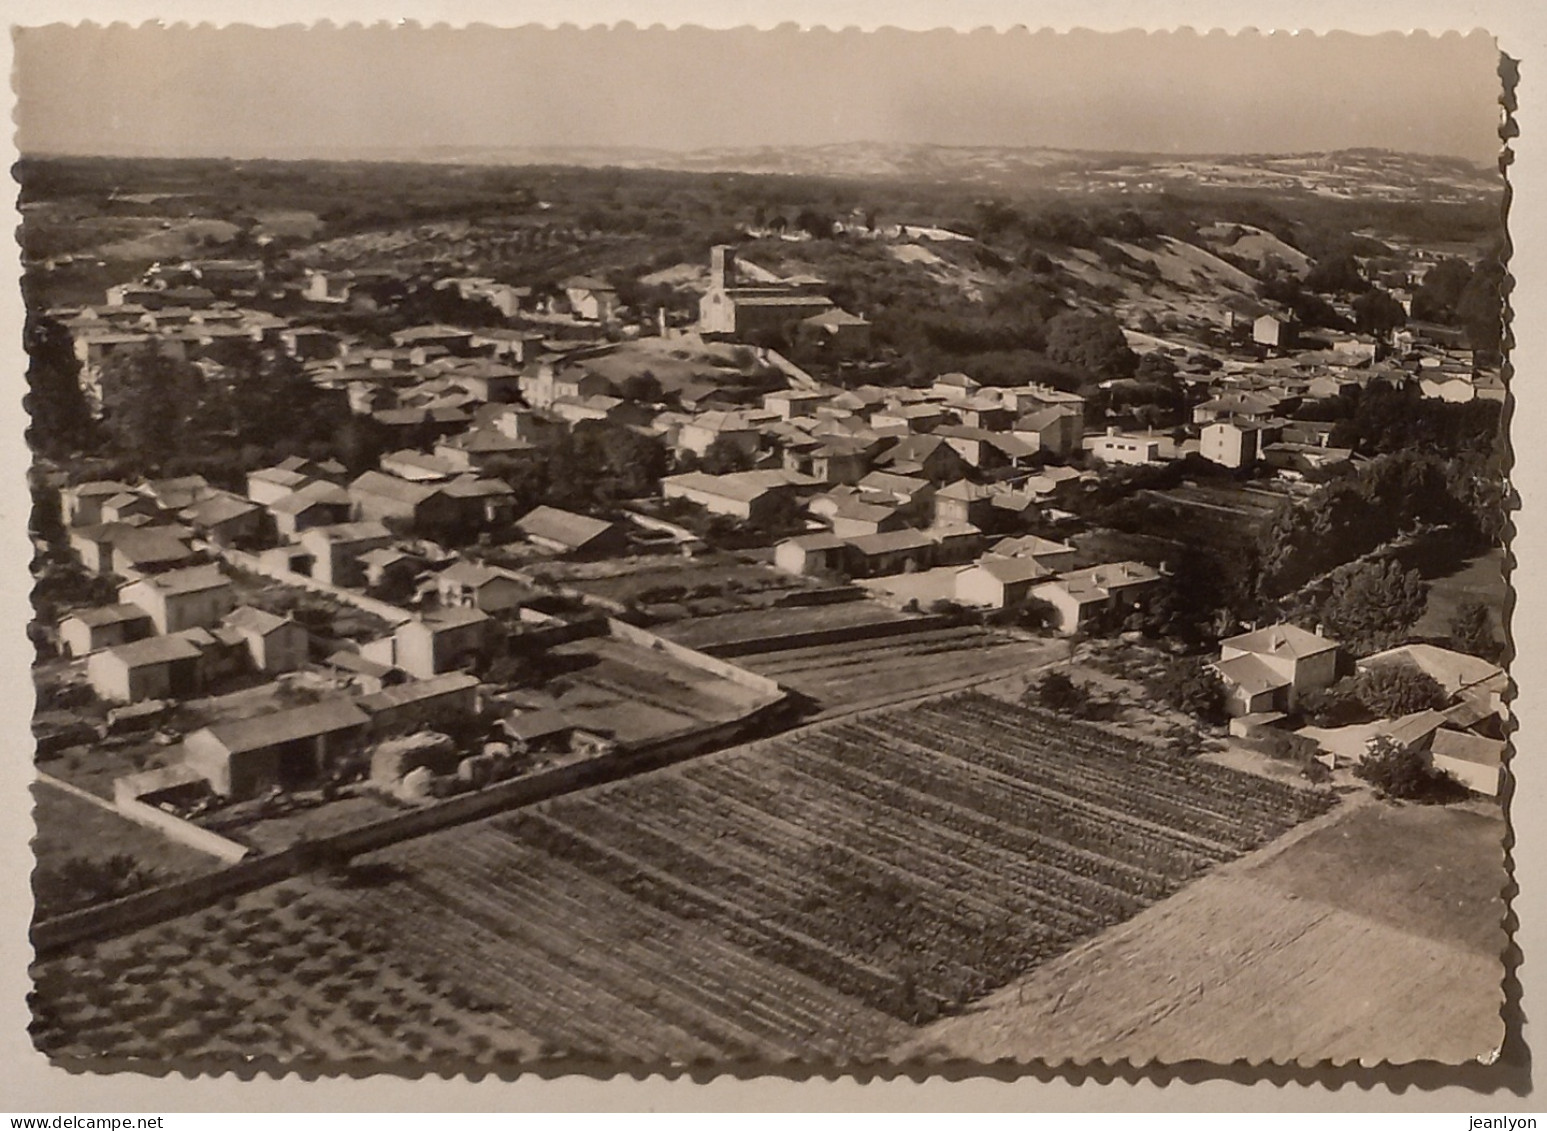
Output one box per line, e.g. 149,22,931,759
699,435,755,476
1315,557,1429,653
1305,252,1370,296
1032,671,1093,716
1044,311,1138,378
1411,256,1474,323
618,371,664,404
1449,597,1500,661
1150,657,1227,725
24,314,96,458
1352,288,1407,337
1356,735,1465,802
1353,662,1448,717
97,346,201,469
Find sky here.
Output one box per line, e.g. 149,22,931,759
14,23,1504,162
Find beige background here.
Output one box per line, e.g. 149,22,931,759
1,0,1542,1111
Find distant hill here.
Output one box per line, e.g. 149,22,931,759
294,141,1500,201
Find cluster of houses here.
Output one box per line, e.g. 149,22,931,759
1210,621,1506,796
1090,312,1501,475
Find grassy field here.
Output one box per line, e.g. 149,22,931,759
33,693,1335,1066
899,798,1506,1065
30,782,221,909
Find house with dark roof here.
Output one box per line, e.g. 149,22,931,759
662,470,819,524
773,532,850,577
875,434,968,483
843,529,937,578
182,698,372,799
797,307,871,357
515,506,629,557
434,429,541,473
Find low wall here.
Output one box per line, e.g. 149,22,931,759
115,796,251,864
32,697,789,956
770,586,865,608
604,617,785,700
701,613,957,659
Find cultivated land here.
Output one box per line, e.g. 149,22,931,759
653,600,908,650
31,694,1336,1065
898,799,1506,1066
738,626,1064,713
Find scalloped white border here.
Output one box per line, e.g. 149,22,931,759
3,1,1543,1111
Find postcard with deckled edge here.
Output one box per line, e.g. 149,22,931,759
10,18,1518,1078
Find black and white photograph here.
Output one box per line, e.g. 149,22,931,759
6,10,1529,1089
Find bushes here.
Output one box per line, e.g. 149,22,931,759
1353,662,1448,717
1148,657,1227,725
1356,736,1468,803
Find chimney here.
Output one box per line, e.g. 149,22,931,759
1106,426,1119,437
710,245,735,291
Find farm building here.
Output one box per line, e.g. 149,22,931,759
434,561,539,612
363,607,496,680
955,555,1056,609
515,506,629,557
119,565,235,634
182,699,371,800
1213,622,1340,716
773,533,849,577
220,606,309,674
443,475,519,529
1428,730,1505,797
844,530,936,577
86,633,206,703
58,603,154,657
1029,561,1162,636
500,708,576,755
823,497,907,540
358,672,481,737
662,470,816,524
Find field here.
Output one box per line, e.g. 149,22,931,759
30,782,220,903
33,693,1336,1066
738,625,1063,712
538,634,774,744
899,798,1507,1065
527,553,818,613
654,600,907,651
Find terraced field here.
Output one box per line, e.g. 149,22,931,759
33,693,1336,1067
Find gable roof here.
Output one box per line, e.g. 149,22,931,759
350,471,443,506
200,699,370,755
121,564,228,599
181,493,261,529
1212,652,1292,696
1359,643,1505,697
357,672,480,713
64,602,151,629
222,606,295,637
516,505,619,550
1430,728,1506,769
965,556,1054,585
103,633,206,667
